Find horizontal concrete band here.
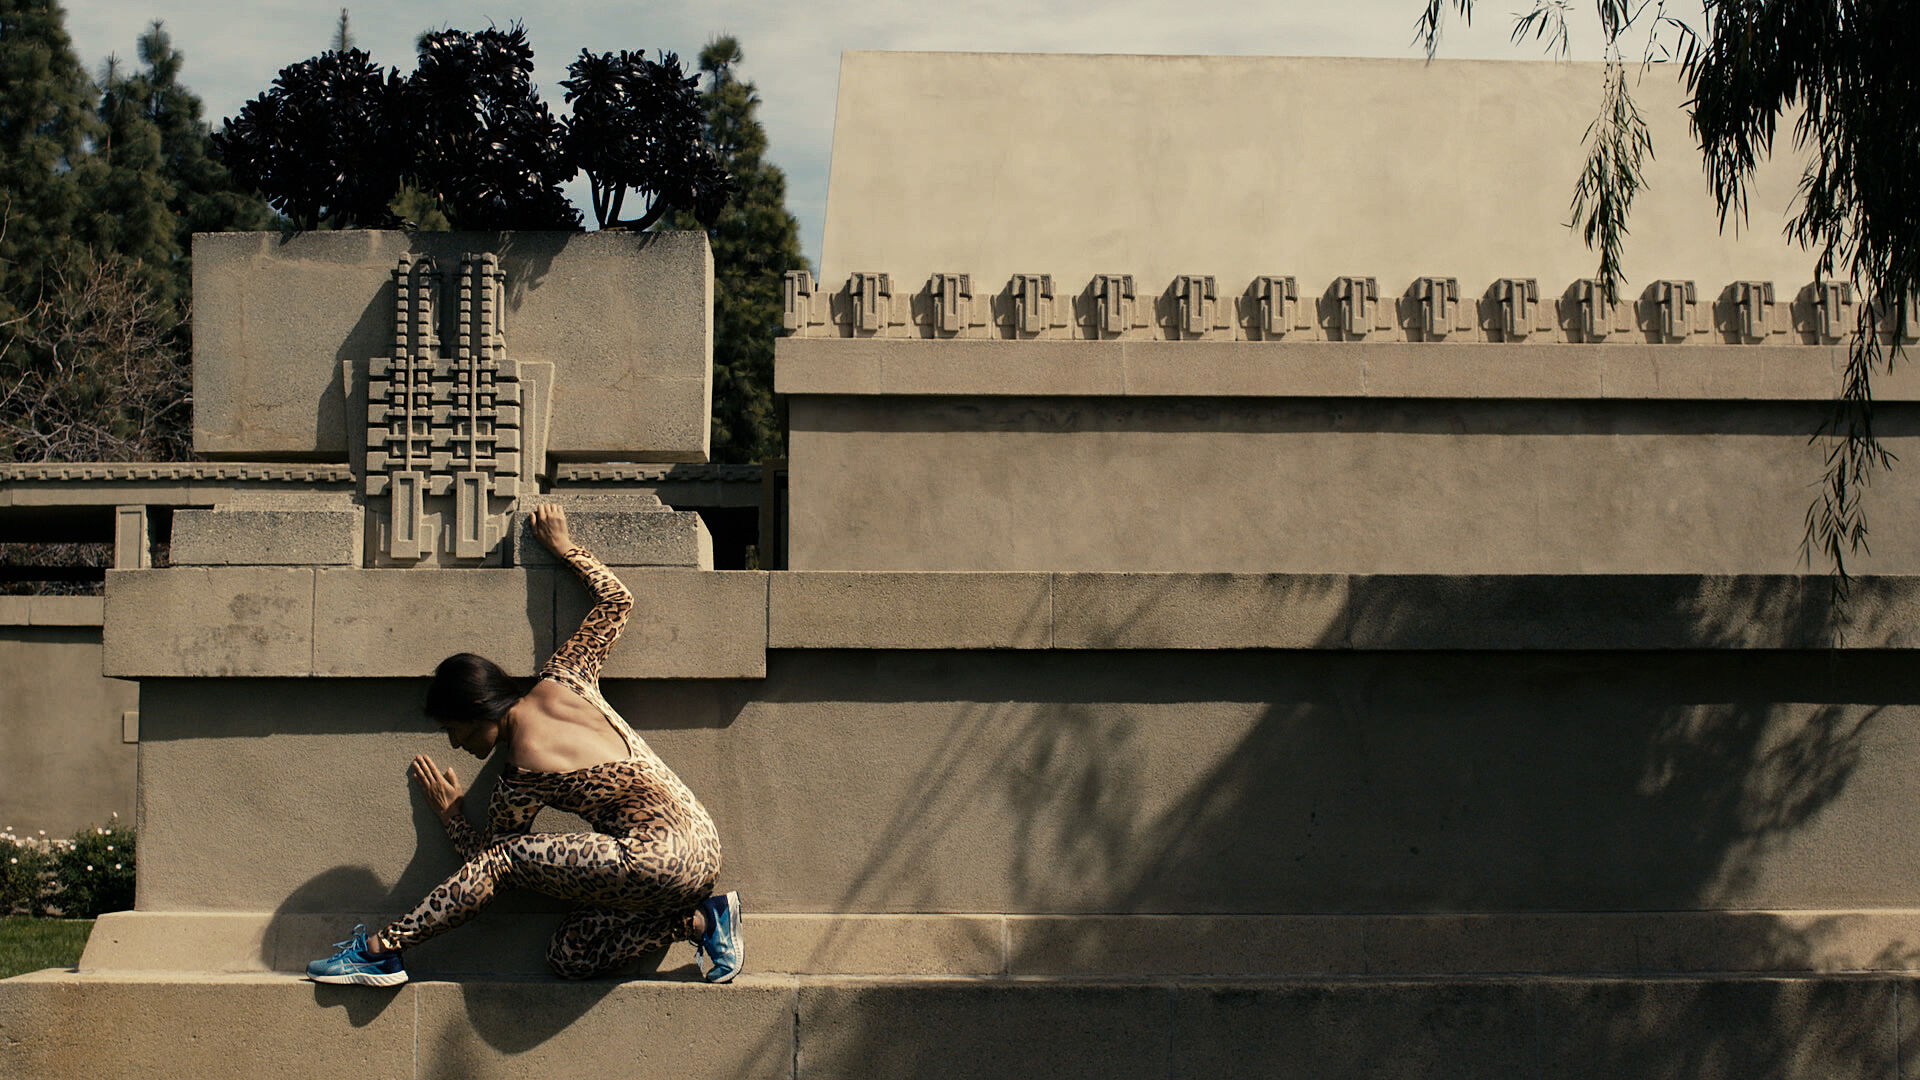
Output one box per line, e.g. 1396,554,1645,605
5,971,1914,1080
0,595,102,627
776,337,1917,401
78,909,1920,979
100,571,1920,677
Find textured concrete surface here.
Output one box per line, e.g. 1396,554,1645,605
171,507,362,566
0,624,137,835
820,55,1813,304
786,396,1920,573
193,230,712,461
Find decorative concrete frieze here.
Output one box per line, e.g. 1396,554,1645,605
1405,276,1466,340
783,270,1900,346
1871,287,1920,344
1248,275,1304,339
1721,280,1781,343
1086,274,1137,338
1488,278,1544,340
1330,275,1385,339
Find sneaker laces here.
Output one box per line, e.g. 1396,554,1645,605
327,925,369,958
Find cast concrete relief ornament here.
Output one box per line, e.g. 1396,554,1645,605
366,253,532,562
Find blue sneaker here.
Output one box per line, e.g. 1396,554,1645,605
693,891,743,984
306,924,407,986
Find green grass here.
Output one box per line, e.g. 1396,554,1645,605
0,917,93,978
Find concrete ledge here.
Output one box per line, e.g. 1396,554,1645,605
769,572,1050,649
313,569,556,677
0,595,103,627
103,567,315,677
1050,573,1348,649
0,972,794,1080
511,504,714,570
777,338,1920,401
75,910,1920,979
585,570,769,679
95,571,1920,679
171,507,362,566
5,970,1904,1080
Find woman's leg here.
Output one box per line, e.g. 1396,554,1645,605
544,906,701,980
376,831,651,953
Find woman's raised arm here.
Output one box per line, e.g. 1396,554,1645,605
532,504,635,688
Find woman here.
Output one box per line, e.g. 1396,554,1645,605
306,503,741,986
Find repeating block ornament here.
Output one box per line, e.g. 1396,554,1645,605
365,254,525,561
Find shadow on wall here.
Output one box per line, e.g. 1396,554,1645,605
797,573,1920,1077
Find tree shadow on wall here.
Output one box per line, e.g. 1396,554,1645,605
800,573,1920,1078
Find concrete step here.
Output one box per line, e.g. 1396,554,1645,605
77,909,1920,980
3,970,1913,1079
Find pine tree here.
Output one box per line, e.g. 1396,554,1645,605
128,22,273,285
0,0,100,359
666,36,806,464
83,53,178,307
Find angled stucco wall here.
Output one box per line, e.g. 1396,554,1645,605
820,53,1813,296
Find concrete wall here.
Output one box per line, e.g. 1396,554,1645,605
0,598,136,836
787,393,1920,573
130,645,1920,921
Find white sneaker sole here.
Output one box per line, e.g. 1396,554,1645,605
307,969,408,987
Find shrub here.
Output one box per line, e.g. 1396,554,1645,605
52,823,136,917
0,819,134,917
0,831,56,916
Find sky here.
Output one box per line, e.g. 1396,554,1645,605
58,0,1670,269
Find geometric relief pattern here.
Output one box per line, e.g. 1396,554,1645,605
366,253,523,560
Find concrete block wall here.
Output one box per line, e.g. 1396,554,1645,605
0,597,136,836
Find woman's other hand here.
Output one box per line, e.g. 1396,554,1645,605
529,503,573,555
410,753,464,824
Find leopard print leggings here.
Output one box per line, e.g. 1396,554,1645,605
375,545,723,978
383,827,707,978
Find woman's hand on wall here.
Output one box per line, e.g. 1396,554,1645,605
529,503,574,555
410,753,464,824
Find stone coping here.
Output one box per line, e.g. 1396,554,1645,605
99,571,1920,677
0,462,354,483
775,337,1920,401
553,463,766,484
0,595,103,627
76,909,1920,979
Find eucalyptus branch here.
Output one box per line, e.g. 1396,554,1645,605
1569,57,1652,303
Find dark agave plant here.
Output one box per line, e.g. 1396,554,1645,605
211,25,731,232
211,49,407,230
562,49,733,230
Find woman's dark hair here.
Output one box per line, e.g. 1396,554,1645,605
425,653,524,727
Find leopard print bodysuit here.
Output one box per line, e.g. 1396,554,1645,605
378,546,723,978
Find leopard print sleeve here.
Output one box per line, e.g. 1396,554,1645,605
442,778,542,859
541,546,635,689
